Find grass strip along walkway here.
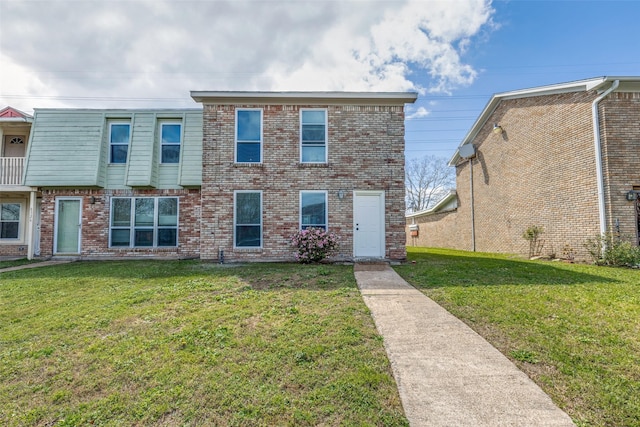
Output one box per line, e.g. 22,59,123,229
395,247,640,427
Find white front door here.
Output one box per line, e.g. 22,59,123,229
354,191,385,258
54,198,82,254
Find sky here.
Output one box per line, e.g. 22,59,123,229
1,0,640,163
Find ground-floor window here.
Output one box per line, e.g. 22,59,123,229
0,202,21,240
110,197,178,247
234,191,262,248
300,191,327,230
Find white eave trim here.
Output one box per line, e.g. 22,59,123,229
406,190,457,219
190,91,418,105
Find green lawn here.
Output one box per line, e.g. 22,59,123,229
0,261,407,426
396,247,640,427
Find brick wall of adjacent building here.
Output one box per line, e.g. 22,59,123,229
38,188,200,258
200,103,407,261
600,92,640,244
414,91,607,260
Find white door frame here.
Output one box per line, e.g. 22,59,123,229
353,190,385,258
53,197,83,255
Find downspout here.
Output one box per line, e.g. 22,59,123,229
469,158,476,252
592,79,619,236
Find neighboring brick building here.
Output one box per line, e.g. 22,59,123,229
2,91,417,261
406,77,640,260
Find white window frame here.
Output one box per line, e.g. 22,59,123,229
235,108,263,164
299,190,328,230
0,200,24,242
109,197,179,248
300,109,328,164
109,121,131,164
234,190,263,248
159,121,183,164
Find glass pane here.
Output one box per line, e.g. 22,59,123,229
135,198,154,226
1,222,19,239
237,110,261,141
237,142,260,163
161,124,181,143
236,192,260,224
158,198,178,226
162,145,180,163
110,124,130,143
111,229,130,247
111,199,131,226
111,145,128,163
1,203,20,221
302,192,326,227
158,228,177,247
302,124,325,143
56,200,80,253
301,146,326,163
236,225,261,247
302,110,325,124
134,229,154,246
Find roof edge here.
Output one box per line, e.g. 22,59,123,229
448,76,640,166
190,91,418,105
406,190,457,219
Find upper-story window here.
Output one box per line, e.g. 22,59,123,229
300,109,327,163
0,202,20,239
109,122,131,164
160,122,182,164
236,109,262,163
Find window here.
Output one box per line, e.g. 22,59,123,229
235,191,262,248
300,191,327,230
110,197,178,247
0,203,20,239
109,122,131,164
161,122,182,164
236,109,262,163
300,109,327,163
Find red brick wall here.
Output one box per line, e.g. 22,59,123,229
201,103,407,261
38,189,200,259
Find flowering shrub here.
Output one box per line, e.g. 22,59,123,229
291,227,339,263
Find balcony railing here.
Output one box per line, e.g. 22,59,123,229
0,157,25,186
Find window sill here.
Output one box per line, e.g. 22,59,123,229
233,247,263,252
109,247,178,252
297,163,329,168
233,163,264,168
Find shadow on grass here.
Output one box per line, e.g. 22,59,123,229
395,248,619,288
0,259,356,292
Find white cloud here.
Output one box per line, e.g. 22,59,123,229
0,0,494,111
406,106,430,120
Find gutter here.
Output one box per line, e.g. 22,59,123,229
592,79,619,236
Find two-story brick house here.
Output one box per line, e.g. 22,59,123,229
2,91,417,261
406,77,640,260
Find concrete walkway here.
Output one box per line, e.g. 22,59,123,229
354,263,575,427
0,259,73,273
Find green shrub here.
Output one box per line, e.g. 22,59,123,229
522,225,544,258
584,232,640,266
